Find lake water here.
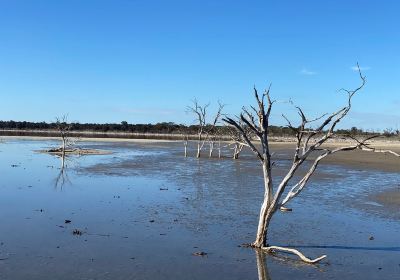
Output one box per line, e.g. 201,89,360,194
0,138,399,279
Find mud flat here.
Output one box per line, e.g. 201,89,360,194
0,138,399,280
36,148,113,156
268,141,400,173
373,188,400,208
364,186,400,219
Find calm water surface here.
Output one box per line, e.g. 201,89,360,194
0,138,399,279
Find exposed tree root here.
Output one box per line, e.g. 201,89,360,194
261,246,327,264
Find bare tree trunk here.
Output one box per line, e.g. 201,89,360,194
196,142,201,158
254,162,274,247
254,200,273,248
233,145,238,159
209,141,214,158
62,136,66,152
232,143,244,159
184,140,188,157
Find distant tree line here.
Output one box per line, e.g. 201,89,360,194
0,120,189,134
0,120,397,137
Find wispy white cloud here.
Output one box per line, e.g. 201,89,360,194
351,65,371,71
300,68,317,75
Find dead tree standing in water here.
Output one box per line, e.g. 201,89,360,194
208,129,222,158
178,127,190,157
223,66,400,263
47,115,81,155
215,129,226,159
48,115,73,154
227,120,254,159
183,134,189,158
187,100,224,158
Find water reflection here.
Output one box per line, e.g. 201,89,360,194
54,153,71,189
256,249,271,280
255,248,329,279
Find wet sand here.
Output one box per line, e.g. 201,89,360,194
269,142,400,215
268,142,400,173
36,148,113,155
373,188,400,208
365,187,400,218
76,139,399,217
271,142,400,216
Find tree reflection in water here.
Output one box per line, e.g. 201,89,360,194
256,249,271,280
255,248,327,279
54,153,71,189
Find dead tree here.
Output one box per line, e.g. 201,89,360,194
217,138,222,158
208,136,215,158
215,130,225,159
227,121,254,159
208,129,224,158
178,127,190,157
187,100,224,158
50,115,74,154
183,134,189,157
223,65,399,263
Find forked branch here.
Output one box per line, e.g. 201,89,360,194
187,99,224,157
223,65,399,264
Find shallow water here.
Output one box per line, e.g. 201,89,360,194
0,138,399,279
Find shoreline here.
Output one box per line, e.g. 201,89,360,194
2,136,399,171
1,129,399,143
2,134,399,145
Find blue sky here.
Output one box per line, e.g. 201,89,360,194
0,0,399,130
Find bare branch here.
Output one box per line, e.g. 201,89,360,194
262,246,327,264
187,99,224,157
221,69,398,263
223,116,263,161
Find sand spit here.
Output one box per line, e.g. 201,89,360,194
36,148,113,156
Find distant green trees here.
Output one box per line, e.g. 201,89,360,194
0,120,395,137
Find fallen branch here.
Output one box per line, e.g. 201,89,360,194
262,246,327,264
360,146,400,157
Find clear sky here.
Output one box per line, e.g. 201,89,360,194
0,0,399,130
